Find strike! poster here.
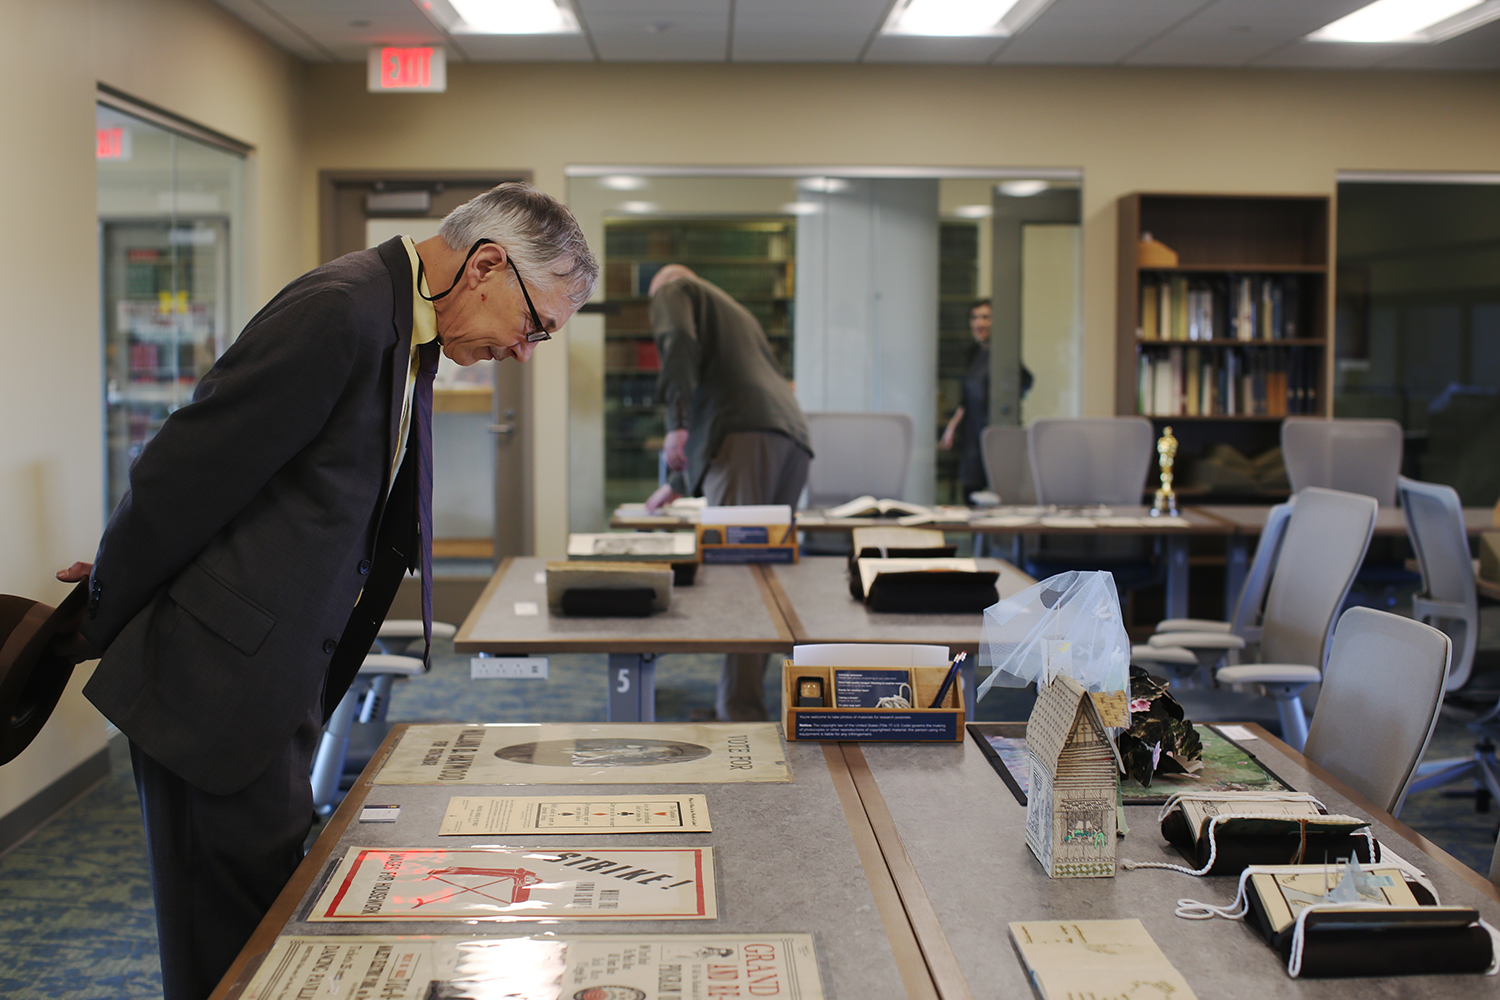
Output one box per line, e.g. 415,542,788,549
310,846,716,921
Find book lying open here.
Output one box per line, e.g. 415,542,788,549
823,495,938,522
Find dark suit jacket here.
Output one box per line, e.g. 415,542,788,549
82,237,419,795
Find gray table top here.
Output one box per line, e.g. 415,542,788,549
454,557,793,655
1192,503,1497,537
853,726,1500,999
215,726,921,1000
612,505,1234,535
765,556,1035,654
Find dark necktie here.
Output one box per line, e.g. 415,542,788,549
414,340,440,665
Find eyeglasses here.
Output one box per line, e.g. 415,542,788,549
505,255,551,344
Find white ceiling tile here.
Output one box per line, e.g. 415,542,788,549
863,36,1007,64
438,35,596,60
1252,39,1420,69
733,32,868,62
992,35,1142,64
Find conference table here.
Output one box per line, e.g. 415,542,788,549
455,557,793,722
209,719,1500,1000
763,556,1036,712
613,503,1234,621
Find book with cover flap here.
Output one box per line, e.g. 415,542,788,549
851,557,999,613
823,495,938,523
545,562,672,616
1158,792,1375,874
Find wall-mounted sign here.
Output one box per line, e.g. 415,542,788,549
367,46,447,93
97,126,130,160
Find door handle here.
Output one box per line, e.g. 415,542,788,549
487,423,516,436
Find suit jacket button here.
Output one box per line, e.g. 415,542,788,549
322,639,337,654
358,559,372,575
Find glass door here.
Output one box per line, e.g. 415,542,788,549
96,100,245,512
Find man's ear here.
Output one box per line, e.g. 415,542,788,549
468,242,506,285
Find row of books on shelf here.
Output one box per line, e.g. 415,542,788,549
1138,273,1307,343
1136,345,1318,417
604,339,660,372
605,373,662,410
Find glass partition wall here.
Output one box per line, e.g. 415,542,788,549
566,169,1082,531
96,97,246,513
1334,176,1500,504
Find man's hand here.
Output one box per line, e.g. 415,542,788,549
56,561,93,583
662,428,689,472
646,483,681,513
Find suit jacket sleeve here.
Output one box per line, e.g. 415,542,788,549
653,280,701,495
82,286,364,653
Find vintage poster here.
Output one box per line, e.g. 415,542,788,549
310,846,717,922
439,795,712,836
374,723,790,785
239,933,825,1000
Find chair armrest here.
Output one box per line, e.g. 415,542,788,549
358,654,427,677
1155,618,1232,633
1147,631,1246,651
1131,644,1199,666
1217,663,1321,685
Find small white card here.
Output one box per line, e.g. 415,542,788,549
513,601,539,616
471,656,549,680
359,804,400,823
1216,724,1258,741
440,794,711,835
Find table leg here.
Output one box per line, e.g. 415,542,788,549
1165,535,1189,620
1224,537,1250,621
607,652,658,722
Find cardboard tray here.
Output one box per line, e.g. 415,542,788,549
780,660,964,742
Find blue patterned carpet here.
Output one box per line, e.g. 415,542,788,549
2,630,1496,999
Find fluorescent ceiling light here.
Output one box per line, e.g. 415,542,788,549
421,0,579,35
998,180,1048,197
952,204,992,219
618,201,658,214
781,202,822,216
1307,0,1499,42
799,177,850,194
880,0,1056,38
600,175,647,191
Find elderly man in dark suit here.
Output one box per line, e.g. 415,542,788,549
56,182,597,1000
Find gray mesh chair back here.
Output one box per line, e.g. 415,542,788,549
804,412,913,507
1398,475,1480,691
1227,500,1295,642
1304,606,1451,814
981,425,1035,505
1027,417,1154,506
1281,417,1403,507
1259,487,1378,670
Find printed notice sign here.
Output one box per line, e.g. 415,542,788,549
439,794,711,836
239,933,826,1000
375,723,790,785
310,846,716,921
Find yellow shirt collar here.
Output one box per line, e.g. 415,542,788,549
400,236,438,346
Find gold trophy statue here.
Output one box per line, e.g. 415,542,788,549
1152,426,1178,517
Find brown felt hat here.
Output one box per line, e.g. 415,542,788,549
0,581,90,765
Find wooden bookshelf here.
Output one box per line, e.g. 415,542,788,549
1115,192,1332,500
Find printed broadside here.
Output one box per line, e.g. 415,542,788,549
239,933,824,1000
375,723,790,785
439,795,711,836
310,846,716,922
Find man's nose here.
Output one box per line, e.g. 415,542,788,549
512,339,535,363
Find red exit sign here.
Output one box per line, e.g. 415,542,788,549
367,46,447,93
97,126,129,160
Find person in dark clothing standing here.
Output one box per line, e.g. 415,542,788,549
940,298,1031,500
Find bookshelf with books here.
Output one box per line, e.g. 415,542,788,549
1116,193,1330,499
601,217,795,508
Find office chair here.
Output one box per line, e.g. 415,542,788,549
1281,417,1403,506
1398,476,1500,812
309,619,458,815
803,412,914,507
1132,500,1294,686
1151,488,1378,751
980,424,1034,506
1025,416,1158,599
1303,606,1451,816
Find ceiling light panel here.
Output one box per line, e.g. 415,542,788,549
1307,0,1488,42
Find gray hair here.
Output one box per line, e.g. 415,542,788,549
439,182,598,309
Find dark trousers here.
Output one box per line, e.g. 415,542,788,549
131,708,319,1000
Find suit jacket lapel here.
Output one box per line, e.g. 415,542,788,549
376,235,416,475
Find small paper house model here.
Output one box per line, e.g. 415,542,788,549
1024,673,1124,878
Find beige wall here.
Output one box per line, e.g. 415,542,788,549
0,0,304,820
301,61,1500,555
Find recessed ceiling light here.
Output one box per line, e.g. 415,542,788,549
619,201,658,214
600,175,647,191
880,0,1056,38
952,205,992,219
781,202,822,216
420,0,580,35
998,180,1048,198
1307,0,1499,43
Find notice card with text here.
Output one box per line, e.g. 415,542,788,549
1009,919,1198,1000
439,794,711,835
